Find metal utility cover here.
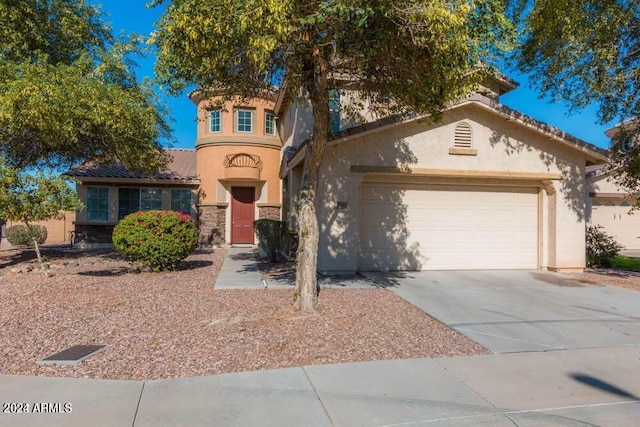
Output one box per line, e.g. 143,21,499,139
37,345,107,366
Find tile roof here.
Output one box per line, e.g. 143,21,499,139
586,164,609,179
327,93,610,162
66,149,198,182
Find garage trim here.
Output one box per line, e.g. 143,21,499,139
351,165,563,182
358,181,542,271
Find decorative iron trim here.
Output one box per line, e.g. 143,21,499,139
224,153,263,170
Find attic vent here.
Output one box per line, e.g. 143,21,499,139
454,122,473,148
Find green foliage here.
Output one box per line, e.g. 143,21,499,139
0,160,84,224
613,256,640,272
112,210,199,271
6,225,47,247
508,0,640,201
153,0,515,120
254,219,287,263
586,225,624,268
509,0,635,122
0,0,171,172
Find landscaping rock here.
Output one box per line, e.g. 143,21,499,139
67,261,79,267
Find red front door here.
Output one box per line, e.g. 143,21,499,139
231,187,255,244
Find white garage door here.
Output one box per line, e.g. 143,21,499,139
359,183,539,270
590,199,640,250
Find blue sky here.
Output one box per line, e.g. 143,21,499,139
95,1,612,150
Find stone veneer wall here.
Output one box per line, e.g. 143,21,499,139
258,206,281,221
198,205,226,246
74,224,115,246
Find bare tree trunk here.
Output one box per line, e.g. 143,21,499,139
294,192,319,311
25,222,51,277
293,42,331,313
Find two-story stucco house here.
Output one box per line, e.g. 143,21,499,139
68,75,609,272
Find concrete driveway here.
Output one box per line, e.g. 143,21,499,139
364,270,640,353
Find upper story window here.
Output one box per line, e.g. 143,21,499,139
209,110,221,133
236,108,253,133
265,112,276,136
86,186,109,222
329,90,341,133
453,122,473,148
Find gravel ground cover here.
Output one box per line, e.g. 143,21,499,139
576,268,640,291
1,248,487,380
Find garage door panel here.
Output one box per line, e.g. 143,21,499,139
359,184,538,270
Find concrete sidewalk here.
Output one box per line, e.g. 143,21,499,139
2,346,640,426
3,249,640,426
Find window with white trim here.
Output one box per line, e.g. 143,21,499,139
453,122,473,148
86,186,109,222
209,110,221,133
265,112,276,136
236,109,253,133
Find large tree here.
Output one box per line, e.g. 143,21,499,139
0,0,171,172
153,0,514,311
508,0,640,197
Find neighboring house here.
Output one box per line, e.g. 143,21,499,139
586,123,640,250
586,165,640,250
69,76,610,273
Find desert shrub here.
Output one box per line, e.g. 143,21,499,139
586,225,624,267
112,210,199,271
6,225,47,247
254,219,287,263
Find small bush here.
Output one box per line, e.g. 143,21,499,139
112,210,199,271
6,225,47,247
586,225,624,267
254,219,287,263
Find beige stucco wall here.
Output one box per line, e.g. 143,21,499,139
7,211,76,245
279,97,314,151
587,173,625,195
313,102,589,273
280,90,390,152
